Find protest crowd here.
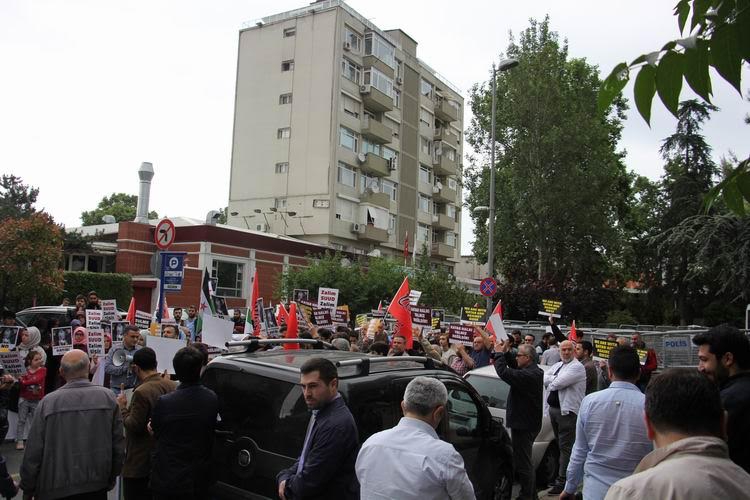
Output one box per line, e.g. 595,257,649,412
0,279,748,500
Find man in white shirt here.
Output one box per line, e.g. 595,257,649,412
355,377,475,500
544,340,586,495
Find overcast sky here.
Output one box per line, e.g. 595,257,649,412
1,0,748,256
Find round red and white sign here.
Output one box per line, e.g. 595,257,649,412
154,218,176,250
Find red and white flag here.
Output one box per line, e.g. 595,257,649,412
387,277,413,348
485,300,508,341
284,302,299,350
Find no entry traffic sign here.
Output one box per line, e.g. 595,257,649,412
480,277,498,297
154,218,176,250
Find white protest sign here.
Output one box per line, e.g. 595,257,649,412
101,299,118,322
145,335,186,374
134,310,151,330
86,310,104,334
201,314,234,349
409,290,422,307
52,326,73,356
318,287,339,310
0,351,26,376
88,332,105,356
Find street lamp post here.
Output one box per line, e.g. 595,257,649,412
486,58,519,318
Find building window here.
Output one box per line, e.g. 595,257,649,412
275,162,289,174
342,93,360,118
389,214,396,232
66,254,115,273
281,60,294,71
417,223,429,242
447,177,458,190
274,198,287,209
341,58,362,84
211,260,244,298
283,27,296,37
335,197,356,222
337,162,356,187
343,26,362,52
364,32,396,69
418,194,431,213
382,147,398,168
446,203,456,219
420,79,434,99
419,108,433,128
393,89,401,109
360,173,380,193
445,231,456,247
382,179,397,201
279,93,293,105
277,127,291,139
395,59,403,80
362,139,381,156
339,126,359,151
419,165,431,184
420,136,432,156
445,146,456,161
363,67,394,100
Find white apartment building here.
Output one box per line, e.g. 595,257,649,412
227,0,463,268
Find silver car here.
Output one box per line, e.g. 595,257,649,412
464,364,559,488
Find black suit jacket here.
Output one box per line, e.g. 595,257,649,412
277,395,359,500
494,353,544,433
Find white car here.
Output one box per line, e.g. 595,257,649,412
464,364,559,488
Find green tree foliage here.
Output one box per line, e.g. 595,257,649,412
0,212,64,310
599,0,750,215
80,193,158,226
0,175,39,220
465,17,630,289
63,272,133,307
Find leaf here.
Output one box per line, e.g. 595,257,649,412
691,0,711,31
737,0,750,63
709,22,742,94
684,39,712,102
634,65,657,125
598,62,629,114
675,0,690,34
737,171,750,204
723,181,746,216
630,54,649,66
661,41,677,51
703,159,749,213
655,51,684,117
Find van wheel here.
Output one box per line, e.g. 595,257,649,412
535,441,559,489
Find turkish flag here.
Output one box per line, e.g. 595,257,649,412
387,277,413,348
485,300,508,341
251,270,261,336
284,302,300,350
277,302,289,326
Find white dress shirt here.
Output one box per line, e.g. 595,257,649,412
356,417,476,500
544,358,586,416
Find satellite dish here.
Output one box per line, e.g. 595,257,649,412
357,153,367,163
102,215,117,224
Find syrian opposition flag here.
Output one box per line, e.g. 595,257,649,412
196,268,216,335
245,269,261,335
283,302,300,350
486,300,508,341
387,277,413,349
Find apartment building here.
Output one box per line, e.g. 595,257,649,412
227,0,463,268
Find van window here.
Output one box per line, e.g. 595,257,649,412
465,374,510,410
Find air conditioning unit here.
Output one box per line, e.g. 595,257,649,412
396,76,403,85
343,41,351,51
360,84,371,94
387,158,397,171
351,223,364,233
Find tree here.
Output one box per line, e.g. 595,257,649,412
465,17,631,289
598,0,750,215
80,193,157,226
0,175,38,221
0,212,64,310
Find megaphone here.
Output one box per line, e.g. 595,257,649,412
112,349,134,367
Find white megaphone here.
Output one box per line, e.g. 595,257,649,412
112,349,134,367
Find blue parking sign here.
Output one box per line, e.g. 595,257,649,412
161,252,186,292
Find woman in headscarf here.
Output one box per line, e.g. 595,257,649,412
14,327,47,366
72,326,88,354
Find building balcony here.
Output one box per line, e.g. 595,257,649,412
432,154,457,177
363,55,395,79
358,224,389,243
360,191,390,210
358,152,391,177
434,128,459,148
435,98,459,123
432,213,455,231
360,85,394,113
432,242,455,259
432,184,457,204
362,115,392,144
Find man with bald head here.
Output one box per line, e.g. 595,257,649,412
20,349,125,500
544,340,586,495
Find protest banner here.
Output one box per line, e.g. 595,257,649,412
409,290,422,306
333,308,349,325
213,296,229,317
411,306,432,327
355,314,369,328
88,332,105,357
636,348,649,365
298,300,315,323
318,287,339,310
432,309,445,329
592,338,618,361
0,326,20,350
111,321,127,346
312,306,333,327
539,298,563,318
366,318,383,340
460,307,487,325
264,307,280,337
52,326,73,356
134,310,151,330
293,289,309,303
201,314,234,349
0,351,25,376
101,299,118,322
86,310,104,335
448,324,475,347
371,309,386,319
146,335,186,374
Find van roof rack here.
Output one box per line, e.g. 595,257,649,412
335,356,439,377
225,338,334,353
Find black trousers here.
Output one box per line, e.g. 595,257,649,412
58,490,107,500
123,476,151,500
512,428,537,499
548,406,577,485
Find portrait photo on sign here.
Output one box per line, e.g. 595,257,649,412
0,326,20,347
111,321,127,342
53,326,72,346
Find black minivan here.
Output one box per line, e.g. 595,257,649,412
203,341,513,500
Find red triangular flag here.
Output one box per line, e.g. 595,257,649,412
387,277,413,349
569,320,580,341
485,300,508,341
277,303,289,326
284,302,299,350
126,297,135,325
250,270,261,336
